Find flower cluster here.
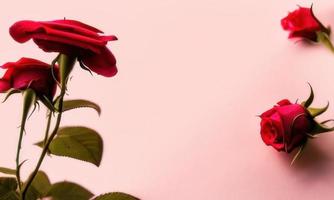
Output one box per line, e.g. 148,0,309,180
259,5,334,164
1,19,118,101
0,19,139,200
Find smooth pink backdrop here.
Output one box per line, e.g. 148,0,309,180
1,0,334,199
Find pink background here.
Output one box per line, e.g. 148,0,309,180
2,0,334,199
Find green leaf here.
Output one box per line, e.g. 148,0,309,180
0,191,19,200
36,126,103,166
24,185,39,200
0,177,17,193
25,171,51,198
301,83,314,108
46,181,93,200
31,171,51,195
307,102,329,118
93,192,140,200
61,99,101,115
0,177,18,200
0,168,16,176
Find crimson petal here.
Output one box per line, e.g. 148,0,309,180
81,47,117,77
0,80,10,92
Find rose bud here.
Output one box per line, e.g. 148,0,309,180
259,85,334,164
9,19,117,77
281,6,330,42
260,99,313,153
0,57,58,101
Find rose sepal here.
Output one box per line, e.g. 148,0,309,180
21,89,37,121
316,31,334,52
306,102,329,118
1,88,22,103
301,83,314,108
300,83,334,135
301,83,331,120
39,95,56,112
290,141,307,166
1,88,57,113
308,119,334,135
290,84,333,164
310,5,331,37
58,54,76,90
314,3,334,53
310,5,331,44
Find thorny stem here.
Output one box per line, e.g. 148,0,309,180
43,111,53,146
15,116,26,191
16,89,36,192
21,54,75,200
21,87,65,200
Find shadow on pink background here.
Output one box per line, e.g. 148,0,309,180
2,0,334,199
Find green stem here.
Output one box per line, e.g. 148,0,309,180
322,38,334,52
21,89,65,200
15,117,26,191
43,111,53,145
317,31,334,53
21,54,75,200
16,89,36,192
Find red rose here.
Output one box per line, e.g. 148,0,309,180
260,99,314,153
281,6,329,41
9,19,117,77
0,57,58,100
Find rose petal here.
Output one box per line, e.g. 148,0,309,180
33,38,82,55
260,113,285,150
0,79,10,92
260,107,276,118
271,142,285,151
260,118,276,145
10,19,118,78
81,47,117,77
288,30,318,41
0,58,58,99
32,34,102,54
2,57,51,69
45,20,104,34
10,20,106,54
277,99,292,106
9,20,44,43
42,28,107,46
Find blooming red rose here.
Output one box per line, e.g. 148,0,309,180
260,99,314,153
0,57,58,100
9,19,117,77
281,6,329,42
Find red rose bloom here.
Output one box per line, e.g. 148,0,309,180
9,19,117,77
0,57,58,100
281,6,329,41
260,99,314,153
